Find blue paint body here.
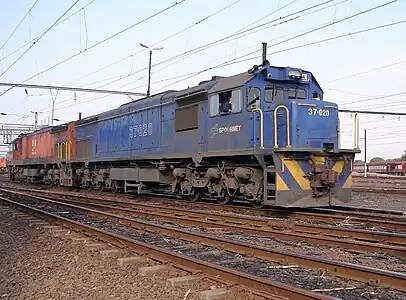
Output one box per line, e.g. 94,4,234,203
75,65,340,161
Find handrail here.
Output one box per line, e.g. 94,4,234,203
338,118,341,148
56,143,60,160
61,142,64,160
68,140,72,160
274,105,291,148
252,108,264,149
65,141,69,161
353,112,359,149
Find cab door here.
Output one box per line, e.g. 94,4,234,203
246,86,261,149
207,88,249,152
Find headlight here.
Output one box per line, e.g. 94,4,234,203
288,69,302,79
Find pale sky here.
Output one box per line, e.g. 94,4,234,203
0,0,405,160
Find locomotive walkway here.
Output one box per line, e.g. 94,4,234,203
1,187,405,300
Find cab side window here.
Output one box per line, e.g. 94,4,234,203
265,86,284,102
288,88,306,100
209,89,242,116
209,94,219,116
246,87,260,110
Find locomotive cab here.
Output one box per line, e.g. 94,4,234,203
207,64,358,207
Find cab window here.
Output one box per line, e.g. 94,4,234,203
209,88,242,117
297,89,306,99
246,87,260,110
288,88,306,100
265,86,284,102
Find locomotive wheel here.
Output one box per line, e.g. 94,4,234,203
188,188,201,202
250,200,265,209
98,183,105,192
87,182,93,191
217,193,231,205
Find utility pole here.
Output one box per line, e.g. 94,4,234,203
50,89,59,126
262,42,267,64
34,112,38,129
139,43,163,97
364,129,367,178
147,50,152,97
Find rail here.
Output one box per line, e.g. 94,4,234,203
2,189,406,293
0,196,338,300
42,193,406,257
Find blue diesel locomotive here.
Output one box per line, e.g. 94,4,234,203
9,61,358,208
70,62,357,208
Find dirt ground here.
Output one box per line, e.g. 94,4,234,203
350,192,406,212
0,205,262,300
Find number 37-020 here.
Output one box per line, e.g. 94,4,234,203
308,108,330,117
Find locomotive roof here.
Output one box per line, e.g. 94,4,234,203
209,72,253,94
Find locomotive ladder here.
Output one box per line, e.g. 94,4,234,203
255,154,276,205
56,141,73,186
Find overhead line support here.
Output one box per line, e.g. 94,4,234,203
0,82,146,97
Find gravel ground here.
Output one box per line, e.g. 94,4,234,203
0,205,264,300
349,193,406,212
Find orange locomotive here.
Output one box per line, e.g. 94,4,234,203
9,122,75,184
0,157,7,173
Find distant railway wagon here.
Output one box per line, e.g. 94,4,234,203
8,62,359,208
353,161,406,176
387,162,406,175
353,164,365,173
367,162,388,174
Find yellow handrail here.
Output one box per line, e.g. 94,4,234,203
274,105,291,148
61,142,66,160
57,143,60,160
252,108,264,149
338,118,341,148
64,141,67,160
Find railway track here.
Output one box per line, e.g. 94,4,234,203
4,187,405,258
1,187,405,300
6,184,405,232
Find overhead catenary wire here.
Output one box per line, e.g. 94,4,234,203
0,82,147,97
0,0,40,51
154,18,406,92
210,0,401,72
32,16,406,118
340,91,406,106
65,0,245,86
326,59,406,84
0,0,82,77
65,0,339,88
33,0,307,112
86,0,353,95
10,1,406,124
0,0,190,98
0,0,97,64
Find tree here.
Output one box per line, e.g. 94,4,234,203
354,159,363,164
401,151,406,161
370,157,385,163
